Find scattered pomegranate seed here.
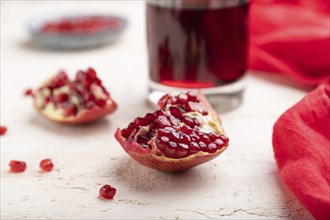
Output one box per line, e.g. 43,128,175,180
99,185,116,200
24,88,34,97
0,126,7,136
9,160,27,173
39,159,54,172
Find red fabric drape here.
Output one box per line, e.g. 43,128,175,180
249,1,330,219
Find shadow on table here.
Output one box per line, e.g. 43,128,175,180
109,157,224,196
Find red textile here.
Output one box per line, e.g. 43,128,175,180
249,0,330,86
250,1,330,218
273,83,330,220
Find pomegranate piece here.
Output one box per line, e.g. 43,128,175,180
40,159,54,172
9,160,27,173
28,68,117,124
99,185,117,200
115,91,229,172
0,126,7,136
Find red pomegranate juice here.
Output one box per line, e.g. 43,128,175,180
147,2,249,89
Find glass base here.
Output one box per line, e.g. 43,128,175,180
147,78,245,113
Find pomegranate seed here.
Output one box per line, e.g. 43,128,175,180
187,91,198,102
181,125,193,135
122,122,136,138
157,136,169,151
95,99,107,108
164,127,175,132
156,116,171,127
99,184,116,200
176,93,188,104
164,142,177,157
214,139,224,148
24,88,34,97
177,143,189,157
169,132,180,142
183,116,199,128
170,106,183,119
48,71,69,90
220,134,229,145
169,115,180,126
160,136,169,143
189,142,199,154
144,113,156,125
137,136,149,145
208,133,218,141
186,101,208,115
0,126,7,136
202,135,211,144
157,94,170,108
180,133,191,144
178,106,187,113
208,143,217,153
134,117,144,127
40,159,54,172
9,160,26,173
158,128,170,137
121,128,131,139
199,142,207,150
61,103,78,116
190,133,200,142
54,93,69,103
86,68,97,80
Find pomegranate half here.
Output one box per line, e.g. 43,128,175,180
115,91,229,172
28,68,117,124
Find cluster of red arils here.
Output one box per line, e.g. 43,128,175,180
41,16,120,34
115,91,229,172
27,68,117,124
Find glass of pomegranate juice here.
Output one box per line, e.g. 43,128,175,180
146,0,249,112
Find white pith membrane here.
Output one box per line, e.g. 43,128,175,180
34,82,113,120
127,93,225,158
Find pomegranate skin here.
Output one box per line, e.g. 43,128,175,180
115,91,229,172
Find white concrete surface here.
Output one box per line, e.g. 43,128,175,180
1,1,313,219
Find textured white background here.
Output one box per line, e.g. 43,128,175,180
1,1,314,219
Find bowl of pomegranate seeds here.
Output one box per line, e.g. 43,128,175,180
28,14,127,49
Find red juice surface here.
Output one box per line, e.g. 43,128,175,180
147,3,249,89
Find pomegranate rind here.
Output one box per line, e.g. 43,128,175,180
34,101,117,125
115,91,229,172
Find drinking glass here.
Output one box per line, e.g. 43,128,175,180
146,0,249,112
